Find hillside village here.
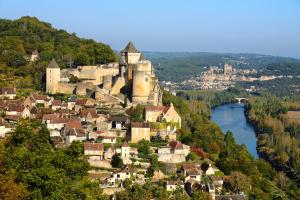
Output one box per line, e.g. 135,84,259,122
0,42,246,200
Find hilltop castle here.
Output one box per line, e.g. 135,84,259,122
46,41,162,106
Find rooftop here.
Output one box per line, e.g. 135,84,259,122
121,41,140,53
47,58,60,68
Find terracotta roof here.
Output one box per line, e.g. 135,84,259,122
182,163,198,171
47,58,59,68
51,100,62,106
75,99,88,106
42,114,58,121
66,120,82,129
33,94,49,101
170,141,184,150
5,115,21,121
68,128,85,137
121,41,139,53
80,108,98,118
7,103,25,112
144,105,170,114
131,122,149,128
121,141,129,147
186,168,200,176
84,143,104,151
50,117,70,124
58,109,69,114
0,88,16,95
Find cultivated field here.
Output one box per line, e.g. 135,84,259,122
287,111,300,124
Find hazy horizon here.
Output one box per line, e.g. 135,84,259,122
1,0,299,58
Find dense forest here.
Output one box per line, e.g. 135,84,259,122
246,97,300,188
0,16,117,91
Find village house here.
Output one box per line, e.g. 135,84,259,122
180,163,202,182
170,141,190,156
0,88,16,99
110,115,130,129
121,141,130,158
0,118,11,138
45,116,70,130
164,180,184,192
75,98,95,112
51,99,62,111
5,103,30,121
64,120,86,145
157,141,190,163
30,49,39,62
144,103,181,127
67,95,77,110
131,122,150,143
107,165,135,185
209,175,224,193
80,108,99,124
104,144,116,160
84,142,104,160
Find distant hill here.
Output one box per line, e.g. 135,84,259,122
0,16,117,90
144,52,300,82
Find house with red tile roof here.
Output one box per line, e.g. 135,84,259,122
75,98,95,112
84,142,104,160
144,103,181,127
5,103,30,120
0,88,16,99
51,99,62,111
80,108,99,123
64,119,86,145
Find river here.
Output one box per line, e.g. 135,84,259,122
211,103,258,159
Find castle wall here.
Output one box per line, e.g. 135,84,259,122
110,77,126,95
58,83,76,94
103,75,112,90
64,66,119,86
158,154,186,163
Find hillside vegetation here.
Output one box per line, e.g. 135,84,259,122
0,16,117,91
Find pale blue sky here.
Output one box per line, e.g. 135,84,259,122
0,0,299,58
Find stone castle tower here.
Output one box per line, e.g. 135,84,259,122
46,59,60,94
121,41,141,81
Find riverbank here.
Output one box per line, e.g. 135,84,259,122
244,99,300,187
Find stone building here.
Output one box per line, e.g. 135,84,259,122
46,41,162,106
130,122,150,143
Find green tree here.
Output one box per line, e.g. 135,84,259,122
111,154,123,168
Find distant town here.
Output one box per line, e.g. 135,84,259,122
161,63,298,91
